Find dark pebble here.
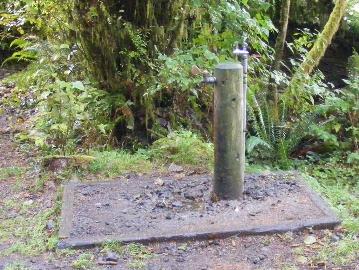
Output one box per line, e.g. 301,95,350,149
259,254,267,260
330,234,341,242
184,190,203,200
209,240,220,245
156,202,166,208
175,257,185,262
104,251,119,262
46,220,55,230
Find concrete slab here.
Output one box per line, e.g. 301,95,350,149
58,172,340,249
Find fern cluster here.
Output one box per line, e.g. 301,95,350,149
247,92,312,168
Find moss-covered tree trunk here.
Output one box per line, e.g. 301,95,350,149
272,0,291,72
291,0,348,78
269,0,291,122
73,1,120,92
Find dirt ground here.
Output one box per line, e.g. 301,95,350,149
0,69,357,270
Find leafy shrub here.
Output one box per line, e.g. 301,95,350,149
0,167,25,181
310,52,359,151
149,130,214,169
0,0,71,63
35,79,113,153
301,152,359,266
5,42,114,154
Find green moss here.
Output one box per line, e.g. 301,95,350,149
126,243,153,270
72,253,95,270
42,155,96,170
0,188,62,257
102,240,125,254
149,130,214,170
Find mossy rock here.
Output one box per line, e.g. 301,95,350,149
42,155,95,172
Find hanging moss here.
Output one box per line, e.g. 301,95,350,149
70,0,191,143
72,0,189,93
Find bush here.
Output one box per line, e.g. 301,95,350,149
310,52,359,151
5,42,114,154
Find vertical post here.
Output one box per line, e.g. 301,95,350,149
213,63,245,200
240,43,248,131
233,42,249,131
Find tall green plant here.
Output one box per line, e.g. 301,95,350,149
311,52,359,151
247,92,313,168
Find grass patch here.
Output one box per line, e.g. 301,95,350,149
102,240,125,254
4,262,31,270
126,243,153,269
102,241,153,269
72,253,95,270
0,208,59,256
301,156,359,266
89,150,153,177
316,236,359,266
245,163,272,173
88,131,273,178
0,189,62,257
0,166,26,181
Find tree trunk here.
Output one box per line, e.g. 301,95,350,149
272,0,291,72
269,0,291,122
292,0,348,77
284,0,347,114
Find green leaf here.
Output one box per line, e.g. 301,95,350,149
60,44,70,49
333,123,341,133
72,81,85,91
347,152,359,165
246,136,272,153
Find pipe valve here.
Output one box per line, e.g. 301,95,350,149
191,65,216,84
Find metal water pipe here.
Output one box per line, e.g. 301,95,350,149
233,41,249,131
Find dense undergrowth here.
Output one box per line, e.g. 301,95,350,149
0,1,357,169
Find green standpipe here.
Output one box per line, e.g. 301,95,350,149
212,63,245,200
